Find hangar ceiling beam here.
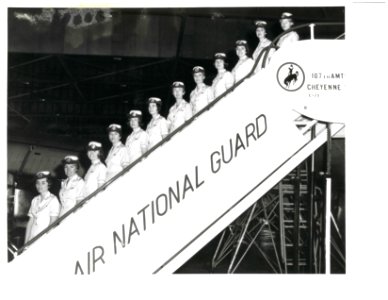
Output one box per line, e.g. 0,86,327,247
8,57,173,101
56,55,86,102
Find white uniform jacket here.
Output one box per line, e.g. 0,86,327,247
59,174,85,217
190,84,214,115
232,56,255,83
146,115,169,150
83,161,107,197
167,100,193,133
105,142,130,181
125,128,149,164
27,193,60,241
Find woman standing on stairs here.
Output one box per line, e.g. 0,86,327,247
252,20,275,73
105,124,130,181
83,141,107,198
167,81,193,133
276,12,299,48
231,40,254,83
25,171,60,243
146,97,168,150
189,66,214,115
211,52,234,98
59,155,85,217
125,110,149,164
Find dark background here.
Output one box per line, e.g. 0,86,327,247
8,7,345,155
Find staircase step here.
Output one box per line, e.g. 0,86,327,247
283,207,307,211
284,220,307,224
286,262,307,266
285,243,305,247
284,225,307,229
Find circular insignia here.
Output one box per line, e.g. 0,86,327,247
276,62,305,92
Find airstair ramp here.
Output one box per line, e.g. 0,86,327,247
8,39,345,276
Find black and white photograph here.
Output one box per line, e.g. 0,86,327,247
1,0,387,299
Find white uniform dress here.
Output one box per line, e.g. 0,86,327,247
105,142,130,181
83,161,107,197
27,193,60,242
190,84,214,115
232,56,255,83
212,70,234,98
276,31,299,48
167,100,193,133
59,174,85,217
252,38,275,73
125,128,149,164
146,114,169,150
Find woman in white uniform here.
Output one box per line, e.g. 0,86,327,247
167,81,193,133
105,124,130,180
190,66,214,115
276,12,299,48
25,171,60,243
211,53,234,98
252,20,275,73
83,141,107,198
231,40,255,83
146,97,168,150
59,156,85,217
125,110,149,164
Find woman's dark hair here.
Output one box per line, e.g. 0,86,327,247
214,57,229,69
108,130,122,140
236,44,251,57
65,162,80,171
88,148,105,161
149,101,162,113
97,149,105,161
128,116,144,128
35,176,53,189
172,86,186,94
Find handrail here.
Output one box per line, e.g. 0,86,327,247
335,33,345,40
261,22,344,69
17,22,344,255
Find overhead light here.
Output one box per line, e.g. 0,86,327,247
120,83,127,88
41,98,46,102
211,12,224,20
140,8,148,19
24,81,30,85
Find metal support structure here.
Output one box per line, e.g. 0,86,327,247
211,230,226,269
9,55,53,70
324,123,332,274
172,15,187,80
227,199,281,274
9,58,173,100
227,202,257,273
56,55,86,101
17,145,34,176
262,200,283,273
8,105,31,123
308,125,316,273
279,182,287,273
292,166,301,272
309,23,316,40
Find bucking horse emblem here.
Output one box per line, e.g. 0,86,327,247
283,64,299,89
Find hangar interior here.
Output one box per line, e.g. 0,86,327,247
7,7,345,273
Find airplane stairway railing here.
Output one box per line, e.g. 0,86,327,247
261,22,344,69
